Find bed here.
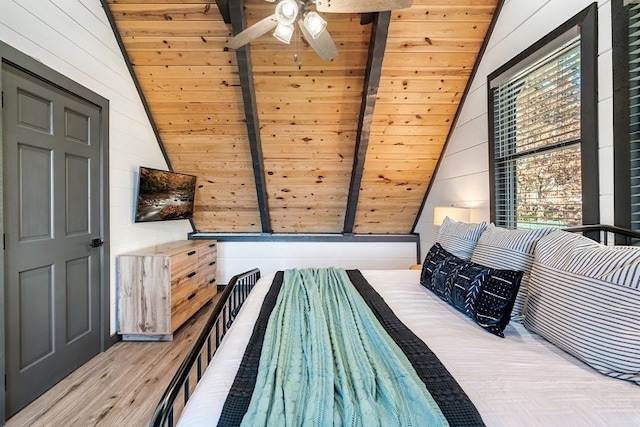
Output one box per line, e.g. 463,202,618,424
150,224,640,427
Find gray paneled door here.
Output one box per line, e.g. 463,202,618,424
3,64,103,416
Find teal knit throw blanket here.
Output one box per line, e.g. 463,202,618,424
239,267,449,427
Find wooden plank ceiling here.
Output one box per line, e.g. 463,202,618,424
105,0,497,234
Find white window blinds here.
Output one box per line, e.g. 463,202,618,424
492,38,582,229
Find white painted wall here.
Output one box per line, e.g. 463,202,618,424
0,0,193,333
415,0,614,255
216,240,418,284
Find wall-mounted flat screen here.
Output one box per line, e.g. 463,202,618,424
134,166,196,223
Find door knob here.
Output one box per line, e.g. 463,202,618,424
90,238,104,248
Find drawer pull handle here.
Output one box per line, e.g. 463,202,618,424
209,278,216,284
187,293,196,301
187,272,197,278
209,261,216,266
209,243,216,248
187,250,196,256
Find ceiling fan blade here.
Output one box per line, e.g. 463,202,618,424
316,0,412,13
298,19,338,61
225,14,278,49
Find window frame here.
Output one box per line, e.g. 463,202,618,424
487,3,599,229
612,0,638,241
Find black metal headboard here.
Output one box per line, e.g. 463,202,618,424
563,224,640,245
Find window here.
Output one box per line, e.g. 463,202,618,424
488,5,598,230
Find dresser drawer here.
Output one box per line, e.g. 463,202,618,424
198,242,217,267
171,281,217,332
171,273,201,302
199,262,217,285
171,266,200,289
171,248,201,279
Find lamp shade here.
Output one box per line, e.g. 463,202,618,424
433,206,470,226
275,0,299,26
273,23,295,44
303,11,327,39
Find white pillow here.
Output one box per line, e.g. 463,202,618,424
470,224,555,322
435,217,486,260
525,230,640,385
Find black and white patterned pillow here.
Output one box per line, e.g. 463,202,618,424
420,243,454,292
431,255,466,302
446,260,523,337
420,243,523,337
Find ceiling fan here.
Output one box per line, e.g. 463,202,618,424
225,0,413,61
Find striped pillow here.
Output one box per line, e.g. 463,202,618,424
525,230,640,385
470,224,555,322
436,217,487,260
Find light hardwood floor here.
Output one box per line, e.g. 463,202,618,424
6,295,220,427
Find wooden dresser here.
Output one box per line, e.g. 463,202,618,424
117,240,217,341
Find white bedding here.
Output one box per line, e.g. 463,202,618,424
177,270,640,427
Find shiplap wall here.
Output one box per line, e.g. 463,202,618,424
415,0,614,254
0,0,192,333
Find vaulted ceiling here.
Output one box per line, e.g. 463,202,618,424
104,0,498,234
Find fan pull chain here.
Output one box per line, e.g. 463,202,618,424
294,26,302,70
293,53,301,70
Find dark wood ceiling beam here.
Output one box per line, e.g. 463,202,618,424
228,0,271,233
360,13,375,25
343,11,391,234
216,0,231,24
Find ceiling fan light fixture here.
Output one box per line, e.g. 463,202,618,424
273,22,295,44
275,0,300,26
303,11,327,39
